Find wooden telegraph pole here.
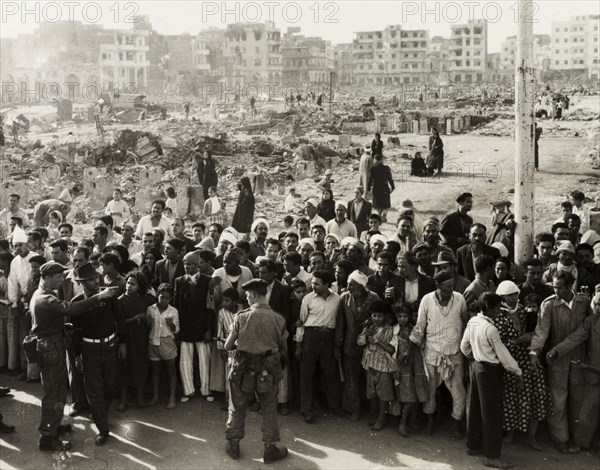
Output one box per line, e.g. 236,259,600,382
514,0,536,264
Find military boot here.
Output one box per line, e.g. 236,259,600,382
263,444,288,464
225,439,240,460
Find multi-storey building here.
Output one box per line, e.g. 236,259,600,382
99,27,150,92
448,19,488,83
551,15,600,79
225,21,282,85
281,29,333,84
333,43,354,85
428,36,450,83
352,25,429,85
500,34,551,74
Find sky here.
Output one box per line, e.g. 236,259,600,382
1,1,599,52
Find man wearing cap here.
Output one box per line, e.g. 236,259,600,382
31,261,118,451
305,199,327,230
432,250,471,295
326,204,357,240
249,218,269,262
214,231,238,269
421,218,452,260
530,271,593,454
153,239,186,290
175,252,216,402
225,279,289,464
440,193,473,253
410,270,468,438
71,262,127,446
542,240,587,292
393,251,436,311
456,224,500,282
317,169,334,192
347,187,372,237
343,238,372,276
335,270,380,421
7,226,35,381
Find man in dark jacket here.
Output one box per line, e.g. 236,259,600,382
393,251,436,310
440,192,474,253
456,224,500,282
153,239,186,289
347,187,373,237
174,252,215,402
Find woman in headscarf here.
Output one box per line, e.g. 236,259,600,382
317,189,336,222
196,150,219,200
494,280,551,450
426,128,444,176
231,177,255,235
203,186,226,227
47,210,63,241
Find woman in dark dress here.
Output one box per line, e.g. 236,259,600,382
196,150,218,200
317,189,336,222
426,128,444,175
231,176,255,234
117,270,156,411
367,153,395,223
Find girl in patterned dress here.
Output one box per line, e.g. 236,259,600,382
495,281,552,450
390,304,429,437
357,301,398,431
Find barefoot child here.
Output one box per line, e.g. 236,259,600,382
147,283,179,409
357,301,397,431
391,303,429,437
216,288,240,410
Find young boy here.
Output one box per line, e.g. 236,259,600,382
147,283,179,409
283,215,294,230
357,301,397,431
285,190,297,214
216,288,240,410
289,279,308,408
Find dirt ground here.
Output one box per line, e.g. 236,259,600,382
1,375,599,470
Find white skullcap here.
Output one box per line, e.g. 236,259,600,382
496,280,520,296
370,234,387,246
218,231,237,247
298,238,315,249
325,233,340,244
251,218,270,232
12,225,28,244
223,226,239,238
306,198,319,208
347,270,368,287
491,242,509,258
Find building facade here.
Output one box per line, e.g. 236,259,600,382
551,15,600,79
448,19,488,83
352,25,429,86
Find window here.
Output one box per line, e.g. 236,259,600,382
102,53,107,60
466,60,470,66
255,58,261,66
392,64,396,69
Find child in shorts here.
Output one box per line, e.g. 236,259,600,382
216,288,240,409
147,283,179,409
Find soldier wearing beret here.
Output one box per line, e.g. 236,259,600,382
224,279,289,464
30,261,118,452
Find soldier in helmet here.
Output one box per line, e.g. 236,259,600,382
224,279,289,464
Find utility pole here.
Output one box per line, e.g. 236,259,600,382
514,0,536,265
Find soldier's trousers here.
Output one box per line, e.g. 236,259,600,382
37,335,68,437
225,379,280,444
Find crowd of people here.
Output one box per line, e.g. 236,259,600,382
0,158,599,467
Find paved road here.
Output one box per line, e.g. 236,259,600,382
0,376,598,470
